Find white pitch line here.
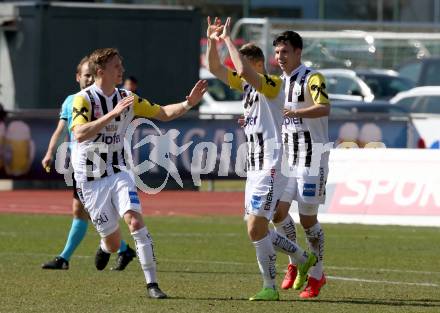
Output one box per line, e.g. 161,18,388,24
160,259,440,276
327,275,438,287
326,265,440,275
3,252,440,285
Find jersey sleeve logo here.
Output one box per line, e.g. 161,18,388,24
310,82,329,101
264,74,276,87
73,107,89,121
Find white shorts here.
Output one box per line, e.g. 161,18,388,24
280,164,328,207
77,171,142,237
244,168,288,221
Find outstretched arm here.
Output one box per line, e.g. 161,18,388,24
220,17,263,91
153,80,208,122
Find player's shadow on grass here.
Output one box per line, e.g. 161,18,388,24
168,296,296,302
310,298,440,308
167,297,440,306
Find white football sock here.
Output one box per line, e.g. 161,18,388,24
131,227,157,284
273,214,297,265
269,229,307,264
304,222,324,279
253,233,277,289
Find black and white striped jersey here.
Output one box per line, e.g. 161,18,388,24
281,64,330,169
227,69,284,171
70,83,160,183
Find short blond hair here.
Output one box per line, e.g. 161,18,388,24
88,48,121,76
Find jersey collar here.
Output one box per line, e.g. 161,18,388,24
281,64,305,79
92,83,117,99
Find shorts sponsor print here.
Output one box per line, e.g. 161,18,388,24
245,168,287,220
281,165,328,205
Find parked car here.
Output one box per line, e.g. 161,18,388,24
321,69,414,102
198,68,243,117
321,69,374,102
397,57,440,86
390,86,440,148
390,86,440,114
331,100,408,115
355,69,415,100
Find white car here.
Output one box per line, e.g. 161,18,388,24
390,86,440,148
198,68,243,118
320,69,374,102
390,86,440,113
321,68,414,102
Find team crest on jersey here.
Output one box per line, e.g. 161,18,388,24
94,104,102,118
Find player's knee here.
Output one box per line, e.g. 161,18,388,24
124,211,144,232
298,203,319,228
248,227,262,241
247,221,268,241
299,214,318,229
129,219,143,231
273,201,290,223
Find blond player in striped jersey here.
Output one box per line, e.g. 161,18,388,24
70,48,207,299
272,31,330,299
206,17,317,301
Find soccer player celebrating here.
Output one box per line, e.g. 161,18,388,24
70,48,207,299
41,56,136,271
272,31,330,298
206,17,316,301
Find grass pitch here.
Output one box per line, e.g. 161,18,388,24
0,214,439,313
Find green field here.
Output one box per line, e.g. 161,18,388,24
1,214,439,313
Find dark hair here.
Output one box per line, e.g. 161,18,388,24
273,31,303,50
239,43,265,63
126,76,138,84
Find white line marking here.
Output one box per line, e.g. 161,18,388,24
3,252,440,286
326,265,440,275
327,275,438,287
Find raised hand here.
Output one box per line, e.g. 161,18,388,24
186,80,208,107
207,16,223,41
218,17,231,41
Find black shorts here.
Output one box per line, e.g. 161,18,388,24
66,152,79,200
